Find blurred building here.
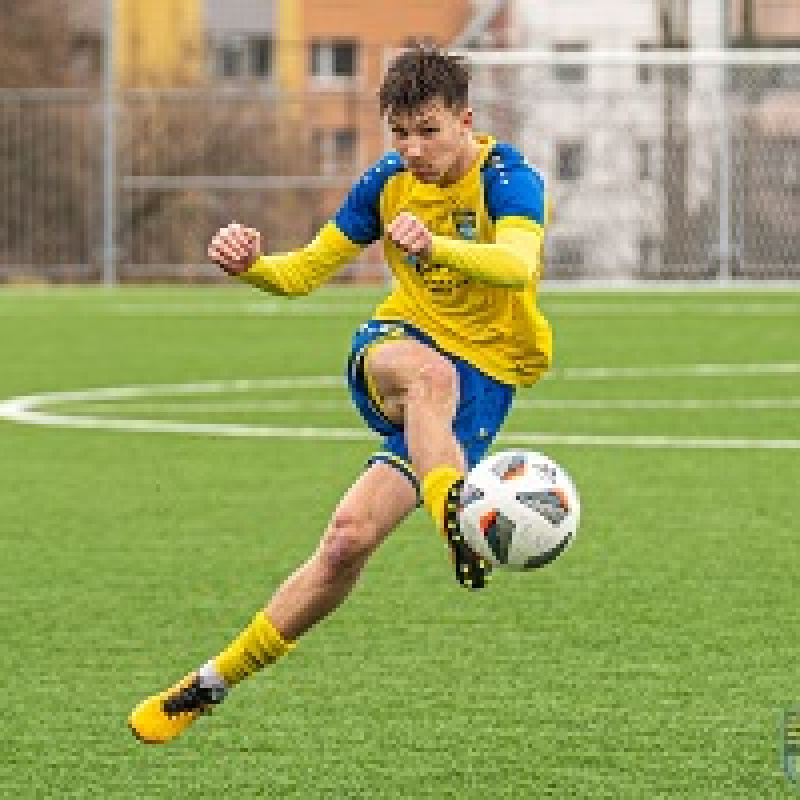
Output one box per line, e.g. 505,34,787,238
69,0,206,86
509,0,728,278
278,0,513,242
729,0,800,46
62,0,507,279
51,0,800,280
727,1,800,272
510,0,800,278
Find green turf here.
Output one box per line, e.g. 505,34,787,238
1,286,798,798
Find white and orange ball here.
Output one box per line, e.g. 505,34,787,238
457,451,581,570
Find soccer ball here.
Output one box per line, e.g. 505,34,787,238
457,450,580,570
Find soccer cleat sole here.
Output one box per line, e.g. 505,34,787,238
444,478,492,590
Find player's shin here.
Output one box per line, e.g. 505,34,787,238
404,369,465,532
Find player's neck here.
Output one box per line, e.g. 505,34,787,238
438,135,481,187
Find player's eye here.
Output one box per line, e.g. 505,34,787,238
421,127,439,136
391,128,408,139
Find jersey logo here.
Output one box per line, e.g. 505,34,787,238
453,210,477,241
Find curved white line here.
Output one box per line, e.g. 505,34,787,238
56,396,800,414
1,376,799,449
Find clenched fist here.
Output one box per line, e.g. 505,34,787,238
387,213,433,260
208,222,262,275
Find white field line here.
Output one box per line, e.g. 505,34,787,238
111,302,372,315
543,302,800,314
102,301,800,315
59,396,800,414
2,300,795,316
1,373,799,449
0,281,799,294
1,405,798,449
501,433,800,450
1,298,799,316
557,362,800,379
4,361,797,407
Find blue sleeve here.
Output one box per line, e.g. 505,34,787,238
333,153,407,246
482,143,546,225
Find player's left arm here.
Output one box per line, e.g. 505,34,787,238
391,148,546,289
429,219,543,288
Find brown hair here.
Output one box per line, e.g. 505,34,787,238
379,45,470,117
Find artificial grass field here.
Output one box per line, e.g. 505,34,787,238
0,285,798,798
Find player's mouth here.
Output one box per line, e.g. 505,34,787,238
410,165,437,181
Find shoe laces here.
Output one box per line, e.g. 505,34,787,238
163,677,226,717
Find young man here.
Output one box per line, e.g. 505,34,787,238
129,46,552,744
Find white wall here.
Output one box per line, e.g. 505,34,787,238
505,0,725,277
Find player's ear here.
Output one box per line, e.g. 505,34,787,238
460,106,473,131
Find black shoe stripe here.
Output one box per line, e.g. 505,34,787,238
444,478,491,590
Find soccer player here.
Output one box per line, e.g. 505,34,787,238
129,45,552,744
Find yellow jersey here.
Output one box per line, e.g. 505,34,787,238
241,133,552,387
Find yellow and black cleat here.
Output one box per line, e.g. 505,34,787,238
444,478,492,590
128,673,226,744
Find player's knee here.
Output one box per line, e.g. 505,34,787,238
423,357,458,394
408,356,459,410
319,511,375,576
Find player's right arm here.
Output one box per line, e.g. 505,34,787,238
209,154,401,296
208,221,362,297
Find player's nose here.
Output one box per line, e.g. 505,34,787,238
402,137,423,159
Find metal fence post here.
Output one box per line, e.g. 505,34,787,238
719,57,731,283
103,0,115,286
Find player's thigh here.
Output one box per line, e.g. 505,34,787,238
365,338,458,423
317,462,419,567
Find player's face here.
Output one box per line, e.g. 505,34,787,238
388,100,474,185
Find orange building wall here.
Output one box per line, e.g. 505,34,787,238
301,0,472,160
730,0,800,42
296,0,474,271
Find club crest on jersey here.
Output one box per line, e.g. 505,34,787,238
453,210,477,241
782,708,800,788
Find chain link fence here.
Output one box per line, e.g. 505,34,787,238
468,49,800,281
1,50,798,284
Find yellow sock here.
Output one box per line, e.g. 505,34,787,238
422,465,464,534
213,611,294,687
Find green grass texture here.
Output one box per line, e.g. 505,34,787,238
0,285,798,798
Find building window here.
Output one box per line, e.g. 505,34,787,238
549,237,586,269
311,39,359,80
214,34,273,80
334,129,357,164
556,140,585,182
248,37,273,78
638,140,655,181
552,42,588,84
71,32,104,80
313,127,359,174
216,37,244,78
